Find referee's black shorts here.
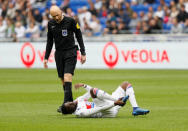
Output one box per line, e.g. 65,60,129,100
55,48,77,78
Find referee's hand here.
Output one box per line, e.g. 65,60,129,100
44,59,48,68
81,55,86,64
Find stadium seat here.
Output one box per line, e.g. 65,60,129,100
165,0,172,5
99,17,107,25
39,25,44,31
39,7,45,14
138,4,149,13
46,0,62,8
156,0,161,4
126,0,131,3
163,23,172,30
131,4,149,14
25,33,32,38
56,0,62,6
99,17,107,29
70,5,83,14
70,0,89,6
131,5,139,12
69,0,89,14
152,4,160,11
46,0,52,8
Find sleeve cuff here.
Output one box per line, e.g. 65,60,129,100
81,51,86,55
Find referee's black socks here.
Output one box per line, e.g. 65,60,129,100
63,82,73,103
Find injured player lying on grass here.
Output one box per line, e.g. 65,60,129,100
59,81,150,118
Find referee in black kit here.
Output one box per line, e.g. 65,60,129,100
44,6,86,112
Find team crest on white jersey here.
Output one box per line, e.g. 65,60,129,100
62,29,68,36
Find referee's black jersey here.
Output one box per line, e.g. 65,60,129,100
45,16,86,60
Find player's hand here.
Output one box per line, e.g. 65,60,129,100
74,83,85,89
114,100,125,106
43,59,48,68
81,55,86,64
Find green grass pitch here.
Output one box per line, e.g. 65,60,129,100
0,69,188,131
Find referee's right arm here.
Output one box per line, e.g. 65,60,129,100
44,22,54,68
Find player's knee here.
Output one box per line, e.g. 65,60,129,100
121,81,132,90
90,88,98,98
64,73,72,82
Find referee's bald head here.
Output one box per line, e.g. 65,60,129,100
50,5,61,14
50,5,63,23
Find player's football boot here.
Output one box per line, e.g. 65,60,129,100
132,107,150,116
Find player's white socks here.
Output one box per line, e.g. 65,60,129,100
126,86,138,108
95,89,117,101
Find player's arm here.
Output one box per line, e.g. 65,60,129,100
44,22,54,68
72,19,86,64
74,83,92,91
75,100,125,117
75,92,91,101
74,83,92,101
75,103,114,117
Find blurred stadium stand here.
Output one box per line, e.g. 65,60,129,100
0,0,188,42
1,34,188,42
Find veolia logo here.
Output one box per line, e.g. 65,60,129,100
103,42,119,69
20,42,35,68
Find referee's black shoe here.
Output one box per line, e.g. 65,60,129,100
57,106,62,113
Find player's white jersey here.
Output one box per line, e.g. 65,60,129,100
73,85,126,118
76,100,95,110
74,99,103,118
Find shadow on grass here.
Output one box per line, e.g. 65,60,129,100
52,114,150,120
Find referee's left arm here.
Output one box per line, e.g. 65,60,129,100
72,19,86,56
